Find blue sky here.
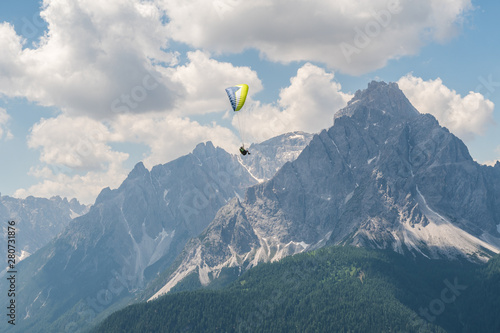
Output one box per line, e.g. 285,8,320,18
0,0,499,204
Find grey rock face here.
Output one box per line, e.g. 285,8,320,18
0,195,88,261
239,131,313,180
151,81,500,299
8,134,310,332
8,142,254,332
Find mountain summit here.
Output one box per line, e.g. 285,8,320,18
150,81,500,300
335,81,419,120
7,132,311,333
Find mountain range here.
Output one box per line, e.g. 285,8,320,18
5,81,500,332
0,195,88,263
5,132,311,333
147,81,500,302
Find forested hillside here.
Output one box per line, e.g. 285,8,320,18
93,246,499,332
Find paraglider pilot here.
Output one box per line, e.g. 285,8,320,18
225,84,251,156
239,146,250,156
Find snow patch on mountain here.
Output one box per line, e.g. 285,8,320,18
121,207,176,286
344,191,354,204
19,250,31,261
239,131,313,181
237,156,265,183
479,232,500,250
149,229,175,266
69,209,82,219
147,81,500,303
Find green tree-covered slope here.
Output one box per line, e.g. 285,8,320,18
92,246,499,333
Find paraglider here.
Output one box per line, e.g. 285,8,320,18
225,84,250,156
239,146,250,155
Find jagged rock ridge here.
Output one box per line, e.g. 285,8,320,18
150,81,500,300
5,133,311,332
239,131,314,181
0,195,88,262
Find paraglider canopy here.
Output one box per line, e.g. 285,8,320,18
225,84,250,156
225,84,248,111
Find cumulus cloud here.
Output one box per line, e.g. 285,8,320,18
240,63,353,142
21,115,130,203
168,51,263,115
111,112,240,168
2,0,482,205
14,164,128,205
20,112,240,203
0,0,179,118
0,108,13,140
28,115,128,170
160,0,473,74
398,74,495,141
0,0,265,203
0,1,269,120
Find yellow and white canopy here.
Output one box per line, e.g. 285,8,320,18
225,84,248,111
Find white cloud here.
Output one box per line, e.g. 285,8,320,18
240,63,352,142
0,0,180,118
20,112,240,203
111,113,239,168
160,0,473,74
0,108,13,140
28,115,128,170
14,163,128,205
480,146,500,166
168,50,263,115
398,74,495,141
20,115,129,203
0,1,268,119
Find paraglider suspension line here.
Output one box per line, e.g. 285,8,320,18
236,111,245,148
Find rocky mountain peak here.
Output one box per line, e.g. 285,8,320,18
10,132,315,332
149,81,500,300
94,186,112,204
128,161,149,179
241,131,314,181
193,141,217,156
335,81,419,121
